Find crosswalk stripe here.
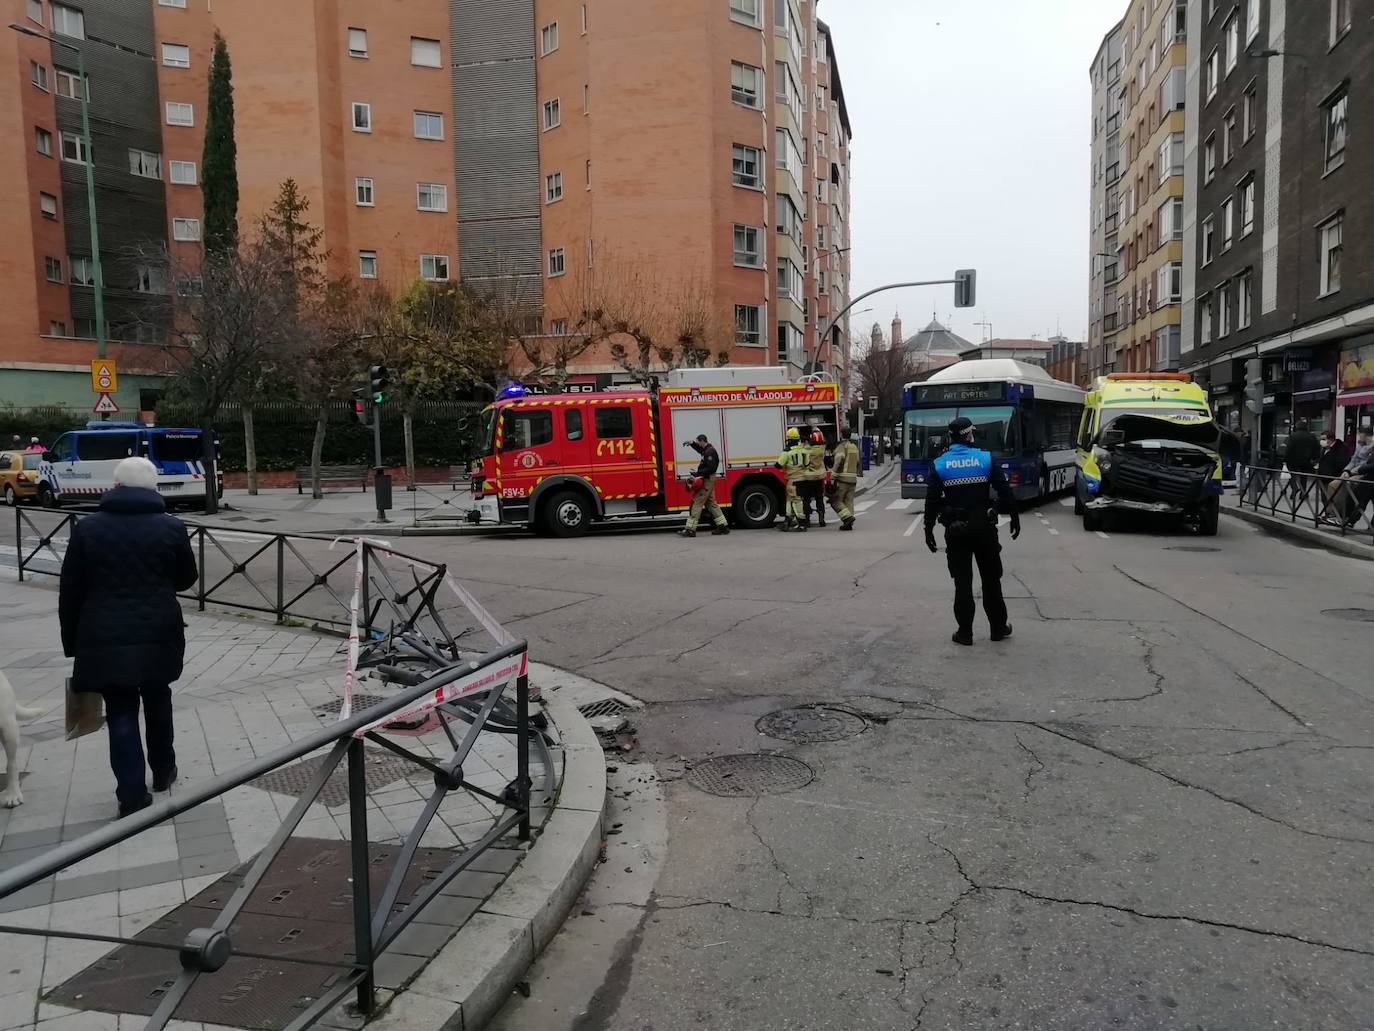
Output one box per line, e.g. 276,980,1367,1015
854,500,878,514
903,516,921,537
885,498,913,511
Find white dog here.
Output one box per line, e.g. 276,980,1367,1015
0,671,45,808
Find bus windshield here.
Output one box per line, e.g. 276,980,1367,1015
905,406,1016,461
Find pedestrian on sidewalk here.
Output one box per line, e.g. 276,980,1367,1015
59,457,198,818
1317,430,1351,521
1339,426,1374,527
828,430,861,530
678,434,730,538
1284,420,1319,503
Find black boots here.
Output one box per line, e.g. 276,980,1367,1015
991,624,1013,642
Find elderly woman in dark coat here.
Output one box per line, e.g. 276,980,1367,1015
59,456,198,817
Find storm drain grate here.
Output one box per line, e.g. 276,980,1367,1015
313,693,391,719
756,705,867,744
577,697,634,720
686,754,814,797
249,747,413,808
48,838,460,1029
1323,608,1374,622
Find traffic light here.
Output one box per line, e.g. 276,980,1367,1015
1243,358,1264,415
369,364,390,404
351,386,370,426
954,269,977,309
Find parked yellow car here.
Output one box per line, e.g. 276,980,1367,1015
0,451,42,506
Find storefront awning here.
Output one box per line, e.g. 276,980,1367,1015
1337,389,1374,407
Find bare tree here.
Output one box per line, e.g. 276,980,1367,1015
853,331,916,437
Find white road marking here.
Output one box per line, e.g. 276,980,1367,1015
903,516,921,537
1059,497,1075,508
1096,531,1110,540
885,498,913,511
1048,528,1060,536
854,500,879,514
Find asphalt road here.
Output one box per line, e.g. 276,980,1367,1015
9,479,1374,1029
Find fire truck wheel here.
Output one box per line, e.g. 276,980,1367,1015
732,482,779,529
543,489,592,538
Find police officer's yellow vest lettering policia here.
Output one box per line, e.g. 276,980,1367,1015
831,440,860,483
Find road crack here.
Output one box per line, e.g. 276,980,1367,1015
1014,735,1047,801
1081,627,1166,703
746,797,816,917
1232,668,1311,728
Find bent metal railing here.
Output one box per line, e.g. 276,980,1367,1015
0,638,552,1030
1237,465,1374,542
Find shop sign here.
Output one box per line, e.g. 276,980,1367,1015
1339,341,1374,393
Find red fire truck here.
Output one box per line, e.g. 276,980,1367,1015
470,369,841,536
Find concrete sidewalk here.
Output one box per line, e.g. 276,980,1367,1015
1223,493,1374,559
0,579,607,1031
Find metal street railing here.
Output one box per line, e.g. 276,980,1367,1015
1237,465,1374,542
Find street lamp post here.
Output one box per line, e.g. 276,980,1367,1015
10,23,105,359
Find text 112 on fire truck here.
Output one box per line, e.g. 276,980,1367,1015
470,368,841,536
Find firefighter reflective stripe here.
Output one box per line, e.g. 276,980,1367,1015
831,441,860,482
801,444,826,480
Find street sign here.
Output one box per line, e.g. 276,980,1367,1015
92,393,120,414
90,359,118,394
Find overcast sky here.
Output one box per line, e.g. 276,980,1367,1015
819,0,1122,346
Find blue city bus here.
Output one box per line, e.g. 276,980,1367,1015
901,360,1086,502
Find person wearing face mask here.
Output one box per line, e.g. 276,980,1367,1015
827,429,861,531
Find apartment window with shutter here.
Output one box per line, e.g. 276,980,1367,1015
543,98,561,130
348,27,367,57
35,127,52,156
49,321,67,337
30,61,48,90
733,225,763,267
173,217,201,241
548,248,566,277
730,0,761,27
44,256,62,282
359,251,377,279
1319,214,1343,296
420,254,450,281
40,192,57,219
413,111,444,139
26,0,42,23
161,43,190,68
166,102,194,126
540,22,559,55
735,305,763,346
355,177,374,206
416,183,448,212
730,62,763,109
170,160,197,184
545,172,563,203
159,0,189,6
352,102,371,132
50,2,83,38
410,37,441,67
731,144,761,188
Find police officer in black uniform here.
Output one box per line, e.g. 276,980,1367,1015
923,416,1020,646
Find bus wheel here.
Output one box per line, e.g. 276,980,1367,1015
732,483,778,529
543,490,591,538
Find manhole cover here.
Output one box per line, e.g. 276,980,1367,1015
685,754,814,797
313,693,390,718
1165,546,1221,552
756,705,867,743
577,697,634,720
1322,608,1374,622
249,746,412,807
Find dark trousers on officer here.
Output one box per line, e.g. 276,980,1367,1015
945,528,1007,634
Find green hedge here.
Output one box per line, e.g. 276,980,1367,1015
0,401,485,472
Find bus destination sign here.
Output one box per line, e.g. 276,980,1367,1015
915,383,1006,405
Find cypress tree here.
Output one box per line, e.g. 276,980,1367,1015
202,32,239,252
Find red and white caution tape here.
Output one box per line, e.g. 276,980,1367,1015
352,649,527,739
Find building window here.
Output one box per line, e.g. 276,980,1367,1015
1199,294,1213,345
355,177,374,206
1331,0,1352,44
351,102,371,132
26,0,42,23
40,192,57,219
543,98,561,130
731,143,761,188
135,265,166,293
1240,177,1256,235
128,149,160,178
413,111,444,140
173,217,201,241
1158,196,1183,240
551,319,568,336
49,321,67,337
1319,214,1343,296
1242,82,1258,140
69,256,93,285
159,0,189,6
1223,13,1239,74
540,22,558,55
348,27,367,58
35,127,52,156
1239,269,1254,328
1205,48,1219,100
1222,197,1235,247
545,172,563,203
733,304,762,346
55,67,82,98
60,130,89,165
1323,89,1347,173
161,43,190,68
30,60,48,90
777,257,795,298
420,254,450,281
547,248,566,277
166,101,194,126
1222,108,1236,164
50,2,83,38
730,61,763,109
410,37,441,67
730,0,761,26
1218,280,1233,337
1204,134,1216,182
416,182,448,212
1202,215,1215,264
359,251,377,279
1157,132,1184,183
169,159,196,184
732,224,763,268
585,158,591,188
44,256,62,282
581,3,587,32
1246,0,1260,42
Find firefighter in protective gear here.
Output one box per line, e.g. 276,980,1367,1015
798,430,828,527
828,430,861,530
774,427,808,531
924,416,1020,646
679,434,730,538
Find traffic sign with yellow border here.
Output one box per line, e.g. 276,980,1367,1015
90,359,118,394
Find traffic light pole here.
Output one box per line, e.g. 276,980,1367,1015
372,405,388,524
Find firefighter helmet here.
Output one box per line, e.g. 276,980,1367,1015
786,427,802,441
810,430,825,444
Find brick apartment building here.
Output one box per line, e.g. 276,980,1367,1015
1087,20,1123,381
1180,0,1373,453
1,0,853,411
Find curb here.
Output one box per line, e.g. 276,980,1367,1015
856,461,899,497
368,666,608,1031
1223,505,1374,560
